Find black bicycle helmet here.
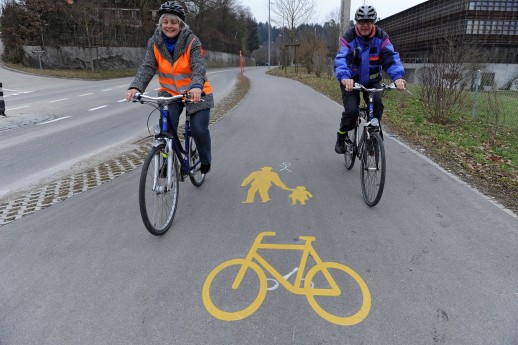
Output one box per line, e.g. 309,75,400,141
159,1,186,22
355,5,377,22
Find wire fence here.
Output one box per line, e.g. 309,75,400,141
469,75,518,129
402,66,518,129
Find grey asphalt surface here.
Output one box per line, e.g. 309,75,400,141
0,64,239,199
0,67,517,345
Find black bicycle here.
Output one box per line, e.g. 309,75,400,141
343,83,396,207
134,91,205,235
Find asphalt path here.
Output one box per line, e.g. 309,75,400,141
0,64,239,198
0,68,517,345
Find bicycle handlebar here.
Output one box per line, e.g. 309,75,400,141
353,82,397,92
133,91,206,105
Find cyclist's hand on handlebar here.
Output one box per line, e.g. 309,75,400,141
126,88,139,102
341,79,354,92
394,78,406,91
188,87,203,103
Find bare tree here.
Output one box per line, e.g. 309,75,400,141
312,43,328,77
417,35,488,124
270,0,316,66
270,0,316,43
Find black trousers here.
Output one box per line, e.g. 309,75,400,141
338,81,384,132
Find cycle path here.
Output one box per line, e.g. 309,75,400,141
0,67,517,345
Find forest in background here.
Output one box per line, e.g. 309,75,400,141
0,0,342,67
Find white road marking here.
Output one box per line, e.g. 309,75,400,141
88,105,108,111
38,116,72,125
6,106,30,110
49,98,69,103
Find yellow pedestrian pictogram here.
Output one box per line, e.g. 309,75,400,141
241,167,312,205
289,186,313,205
202,232,371,326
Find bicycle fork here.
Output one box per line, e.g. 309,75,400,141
152,138,175,193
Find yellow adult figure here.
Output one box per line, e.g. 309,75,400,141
241,167,291,203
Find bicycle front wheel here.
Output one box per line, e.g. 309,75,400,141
188,136,205,187
360,131,385,207
344,130,356,170
202,259,267,321
305,262,371,326
139,144,179,236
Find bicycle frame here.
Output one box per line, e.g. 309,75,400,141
353,86,386,158
156,105,200,183
233,232,341,296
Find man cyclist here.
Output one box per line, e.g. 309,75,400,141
334,5,406,154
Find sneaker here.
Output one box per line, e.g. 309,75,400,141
334,132,347,154
200,163,211,174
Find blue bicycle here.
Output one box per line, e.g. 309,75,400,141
134,92,205,235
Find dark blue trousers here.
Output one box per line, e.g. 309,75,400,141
339,81,384,132
167,102,211,165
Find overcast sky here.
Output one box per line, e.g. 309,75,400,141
242,0,429,24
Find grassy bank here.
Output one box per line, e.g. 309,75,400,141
268,67,518,213
2,62,137,80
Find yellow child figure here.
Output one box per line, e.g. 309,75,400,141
289,186,313,205
241,167,291,203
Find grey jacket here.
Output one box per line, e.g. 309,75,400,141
129,27,214,114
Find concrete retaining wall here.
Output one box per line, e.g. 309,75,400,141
22,46,255,70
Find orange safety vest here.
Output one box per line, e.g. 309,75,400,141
154,38,213,96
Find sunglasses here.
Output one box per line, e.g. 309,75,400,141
357,20,374,25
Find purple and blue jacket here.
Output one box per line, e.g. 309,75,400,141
334,25,405,85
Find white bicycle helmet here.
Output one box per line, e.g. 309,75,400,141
355,5,377,21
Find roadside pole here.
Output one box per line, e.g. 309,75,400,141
0,82,6,116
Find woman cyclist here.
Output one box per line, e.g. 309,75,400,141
126,1,214,174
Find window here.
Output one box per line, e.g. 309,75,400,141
468,0,518,12
466,19,474,34
466,19,518,35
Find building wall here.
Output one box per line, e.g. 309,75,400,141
378,0,518,64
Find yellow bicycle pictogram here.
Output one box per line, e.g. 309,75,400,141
202,232,371,326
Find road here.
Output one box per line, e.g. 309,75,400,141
0,67,517,345
0,64,239,198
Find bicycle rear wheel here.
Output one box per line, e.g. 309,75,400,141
139,143,179,235
344,130,356,170
360,131,385,207
188,136,205,187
